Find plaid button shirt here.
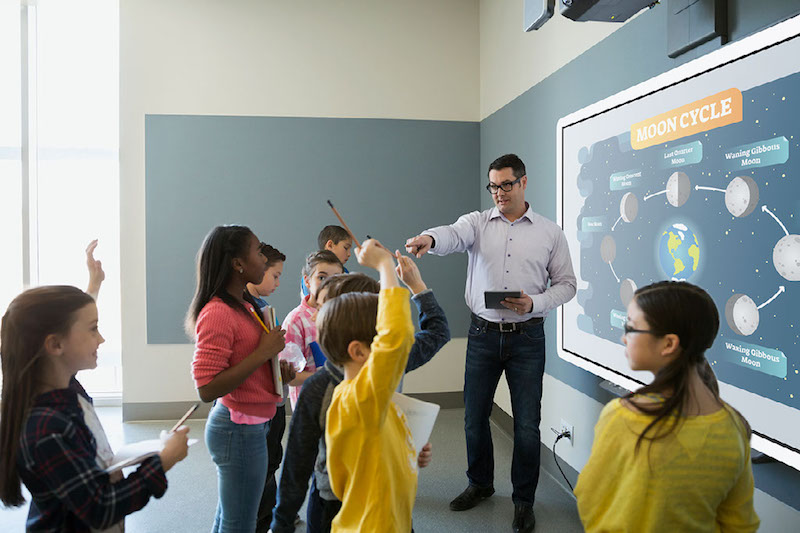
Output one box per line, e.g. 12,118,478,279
17,379,168,532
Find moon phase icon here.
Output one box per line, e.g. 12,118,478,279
666,171,691,207
620,193,639,223
620,279,637,307
725,294,759,336
725,176,759,217
600,235,616,264
773,234,800,281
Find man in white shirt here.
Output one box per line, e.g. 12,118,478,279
405,154,576,533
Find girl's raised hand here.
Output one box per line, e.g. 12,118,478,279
85,239,105,298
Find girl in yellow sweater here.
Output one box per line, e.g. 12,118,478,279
575,281,759,533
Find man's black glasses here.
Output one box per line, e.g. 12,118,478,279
486,176,523,194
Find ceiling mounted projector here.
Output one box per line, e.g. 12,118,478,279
559,0,657,22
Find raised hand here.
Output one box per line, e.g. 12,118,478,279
355,239,394,270
356,239,399,289
85,239,105,299
394,250,427,295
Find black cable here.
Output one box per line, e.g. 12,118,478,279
552,433,574,492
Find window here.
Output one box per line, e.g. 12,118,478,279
2,0,121,396
0,1,23,317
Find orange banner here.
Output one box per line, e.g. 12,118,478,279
630,88,742,150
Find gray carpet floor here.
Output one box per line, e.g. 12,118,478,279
0,407,583,532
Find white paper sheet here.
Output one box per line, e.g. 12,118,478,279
392,392,440,455
105,438,198,474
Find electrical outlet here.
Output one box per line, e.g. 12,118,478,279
560,418,574,446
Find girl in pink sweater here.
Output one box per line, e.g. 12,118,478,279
186,225,294,533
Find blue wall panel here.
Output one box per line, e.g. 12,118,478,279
145,115,479,343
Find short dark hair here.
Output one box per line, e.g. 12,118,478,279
488,153,526,180
316,292,379,365
302,250,343,278
317,225,352,250
258,242,286,268
317,273,380,302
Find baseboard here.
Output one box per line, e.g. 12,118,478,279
406,391,464,409
489,402,578,497
123,392,463,422
122,400,212,422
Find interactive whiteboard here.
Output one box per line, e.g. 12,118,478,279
557,15,800,470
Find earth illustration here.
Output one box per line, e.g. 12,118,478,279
659,223,700,280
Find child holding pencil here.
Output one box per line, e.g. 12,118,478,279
318,239,418,532
0,286,190,531
187,225,294,533
271,252,450,533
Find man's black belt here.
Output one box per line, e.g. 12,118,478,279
471,313,544,333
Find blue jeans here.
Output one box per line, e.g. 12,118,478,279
206,402,270,533
256,404,286,533
464,317,546,506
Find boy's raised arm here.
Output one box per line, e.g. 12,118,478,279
350,241,414,425
357,240,399,290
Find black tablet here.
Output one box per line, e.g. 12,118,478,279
484,291,522,309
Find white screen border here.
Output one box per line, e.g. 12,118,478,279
556,14,800,471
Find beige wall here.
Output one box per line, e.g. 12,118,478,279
119,0,622,409
120,0,479,406
402,339,467,394
479,0,625,119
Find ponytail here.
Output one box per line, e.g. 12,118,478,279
625,282,751,452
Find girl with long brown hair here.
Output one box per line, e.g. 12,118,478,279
575,281,759,532
0,286,189,531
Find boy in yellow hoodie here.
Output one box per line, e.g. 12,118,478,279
317,239,418,533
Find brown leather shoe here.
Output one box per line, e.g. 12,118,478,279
449,485,495,511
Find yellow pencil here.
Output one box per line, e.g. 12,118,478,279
250,308,270,332
251,307,284,397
